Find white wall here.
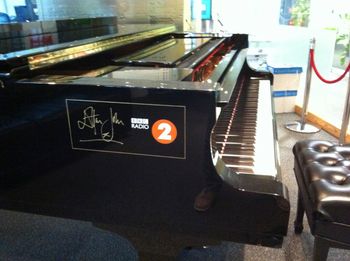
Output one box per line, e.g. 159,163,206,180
212,0,280,35
0,1,7,13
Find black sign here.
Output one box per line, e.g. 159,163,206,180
66,99,186,159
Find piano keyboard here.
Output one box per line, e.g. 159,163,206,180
213,77,277,177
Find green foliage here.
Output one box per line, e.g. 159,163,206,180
290,0,310,27
336,14,350,66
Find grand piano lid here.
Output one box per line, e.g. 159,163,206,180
18,74,220,92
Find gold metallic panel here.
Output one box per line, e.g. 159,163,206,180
27,25,176,70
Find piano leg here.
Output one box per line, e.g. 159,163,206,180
194,123,223,212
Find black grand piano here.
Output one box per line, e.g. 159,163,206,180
0,18,289,259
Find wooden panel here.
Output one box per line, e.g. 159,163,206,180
295,105,350,143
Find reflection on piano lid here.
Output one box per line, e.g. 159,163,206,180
21,67,193,85
113,37,212,67
18,73,217,92
27,25,176,70
39,66,193,81
101,67,193,81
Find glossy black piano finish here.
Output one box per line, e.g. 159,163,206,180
0,23,289,258
0,78,288,245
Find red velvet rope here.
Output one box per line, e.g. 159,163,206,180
310,49,350,84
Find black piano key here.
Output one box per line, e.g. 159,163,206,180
222,148,255,155
221,156,254,166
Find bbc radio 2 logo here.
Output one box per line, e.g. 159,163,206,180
131,118,149,129
131,117,177,144
152,119,177,144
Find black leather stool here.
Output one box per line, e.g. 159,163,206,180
293,140,350,261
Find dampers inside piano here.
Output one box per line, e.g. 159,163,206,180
0,24,289,253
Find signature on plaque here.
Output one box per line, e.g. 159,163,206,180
77,106,125,145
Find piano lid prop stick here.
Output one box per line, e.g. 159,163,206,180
339,71,350,144
285,38,320,133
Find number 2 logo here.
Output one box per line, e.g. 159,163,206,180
152,119,177,144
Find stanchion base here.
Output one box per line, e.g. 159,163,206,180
285,121,320,133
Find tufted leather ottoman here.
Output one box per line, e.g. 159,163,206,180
293,140,350,261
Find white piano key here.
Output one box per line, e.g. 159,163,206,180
215,78,278,178
251,79,277,177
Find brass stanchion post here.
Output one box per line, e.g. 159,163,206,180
285,38,320,133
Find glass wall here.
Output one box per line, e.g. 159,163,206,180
0,0,118,23
0,0,37,23
0,0,189,30
279,0,310,27
36,0,117,21
0,0,119,54
306,0,349,131
212,0,349,133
